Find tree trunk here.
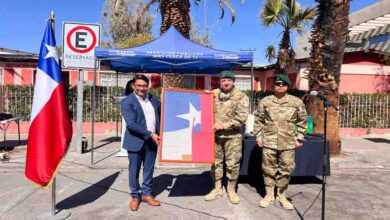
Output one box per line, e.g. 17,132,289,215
276,29,291,72
321,0,350,86
307,93,340,155
306,0,350,155
159,0,191,88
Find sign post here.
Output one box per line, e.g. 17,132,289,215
62,22,100,154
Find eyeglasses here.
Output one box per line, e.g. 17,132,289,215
275,82,288,87
134,84,148,88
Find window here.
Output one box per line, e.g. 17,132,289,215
183,75,196,89
100,72,134,87
0,69,3,85
235,76,252,91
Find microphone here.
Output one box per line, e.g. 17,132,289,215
310,90,328,101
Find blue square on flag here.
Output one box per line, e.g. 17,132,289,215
160,89,214,163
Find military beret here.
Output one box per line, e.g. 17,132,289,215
274,73,291,86
219,70,235,79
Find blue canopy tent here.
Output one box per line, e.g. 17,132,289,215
90,27,253,164
94,27,253,73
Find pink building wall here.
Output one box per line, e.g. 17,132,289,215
250,68,299,91
4,69,14,84
22,69,33,85
1,51,388,94
1,51,389,136
251,51,390,94
339,74,390,93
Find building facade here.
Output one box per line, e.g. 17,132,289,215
1,2,389,93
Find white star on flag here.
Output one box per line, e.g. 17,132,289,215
44,44,59,64
177,103,201,128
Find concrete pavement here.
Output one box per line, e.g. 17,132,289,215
1,135,390,220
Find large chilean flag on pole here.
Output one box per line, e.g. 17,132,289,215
25,21,72,187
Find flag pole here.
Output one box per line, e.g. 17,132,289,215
49,11,57,217
52,177,56,216
40,11,71,220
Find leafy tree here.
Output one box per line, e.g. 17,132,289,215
190,17,213,47
102,0,155,46
116,34,154,48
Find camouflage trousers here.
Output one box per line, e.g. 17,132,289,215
211,137,242,183
262,147,295,188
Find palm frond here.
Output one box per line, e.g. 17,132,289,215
145,0,159,11
215,0,238,24
285,0,300,17
193,0,201,6
277,14,289,29
265,45,277,63
260,0,283,27
114,0,121,15
296,7,317,25
294,26,305,35
217,0,226,22
220,0,236,24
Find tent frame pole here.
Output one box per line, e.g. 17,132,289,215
91,59,97,165
116,71,119,138
250,61,254,113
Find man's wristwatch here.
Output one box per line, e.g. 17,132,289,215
296,139,303,143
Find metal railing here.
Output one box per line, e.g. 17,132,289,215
0,85,123,122
339,94,390,128
1,85,389,128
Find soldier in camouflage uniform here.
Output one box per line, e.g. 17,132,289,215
204,71,249,204
254,73,307,210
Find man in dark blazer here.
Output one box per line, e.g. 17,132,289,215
121,74,161,211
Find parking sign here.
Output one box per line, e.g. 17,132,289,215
62,22,100,69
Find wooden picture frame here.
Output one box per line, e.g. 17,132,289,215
159,88,215,163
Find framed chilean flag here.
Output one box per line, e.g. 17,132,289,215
159,88,215,163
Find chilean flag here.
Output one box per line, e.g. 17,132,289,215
25,21,72,187
160,89,214,163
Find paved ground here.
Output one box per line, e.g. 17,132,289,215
1,134,390,220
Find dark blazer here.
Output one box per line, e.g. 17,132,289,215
121,93,161,152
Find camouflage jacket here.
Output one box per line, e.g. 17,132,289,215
254,94,307,150
212,87,249,138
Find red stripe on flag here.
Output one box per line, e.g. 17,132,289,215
25,83,72,187
192,93,214,162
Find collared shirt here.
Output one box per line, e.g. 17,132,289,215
134,93,156,133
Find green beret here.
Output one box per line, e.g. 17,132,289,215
219,70,235,79
274,73,291,86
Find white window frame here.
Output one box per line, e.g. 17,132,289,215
99,72,134,87
234,75,252,91
183,75,196,89
0,68,3,85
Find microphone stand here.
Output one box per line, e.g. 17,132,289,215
321,99,330,220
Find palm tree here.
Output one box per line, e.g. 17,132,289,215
260,0,316,71
306,0,350,155
114,0,241,88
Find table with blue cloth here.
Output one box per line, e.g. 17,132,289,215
239,135,330,177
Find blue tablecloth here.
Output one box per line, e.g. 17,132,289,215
240,135,330,177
